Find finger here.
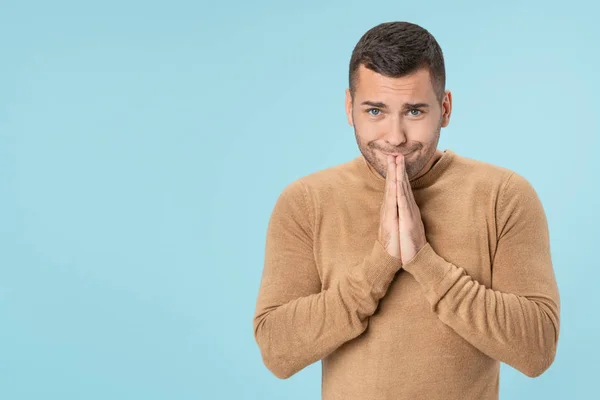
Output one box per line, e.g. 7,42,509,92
400,156,416,206
386,155,398,218
396,156,408,213
404,156,418,208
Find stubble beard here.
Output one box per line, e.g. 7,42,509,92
354,123,442,181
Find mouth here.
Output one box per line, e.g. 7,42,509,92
381,150,412,157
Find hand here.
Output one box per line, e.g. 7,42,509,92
377,155,402,260
395,154,428,265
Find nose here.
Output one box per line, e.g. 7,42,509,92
384,115,407,147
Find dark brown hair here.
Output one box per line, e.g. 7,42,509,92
349,21,446,105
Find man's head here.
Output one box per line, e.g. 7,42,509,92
345,21,452,180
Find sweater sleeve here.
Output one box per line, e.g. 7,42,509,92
400,172,560,378
253,179,402,379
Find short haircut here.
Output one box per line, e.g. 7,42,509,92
349,21,446,105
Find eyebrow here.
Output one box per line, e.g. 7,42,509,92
360,101,430,110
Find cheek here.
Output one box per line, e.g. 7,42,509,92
355,118,382,136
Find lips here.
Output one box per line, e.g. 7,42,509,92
381,150,411,157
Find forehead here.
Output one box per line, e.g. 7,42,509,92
354,64,434,101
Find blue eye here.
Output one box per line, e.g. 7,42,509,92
408,109,422,116
368,108,381,116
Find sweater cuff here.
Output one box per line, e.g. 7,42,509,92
359,239,403,294
401,242,457,307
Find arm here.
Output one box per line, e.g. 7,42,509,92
253,180,402,379
401,172,560,378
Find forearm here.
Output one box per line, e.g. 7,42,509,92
402,242,560,378
253,240,401,379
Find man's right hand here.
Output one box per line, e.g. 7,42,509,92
378,154,402,260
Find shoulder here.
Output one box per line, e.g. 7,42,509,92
448,152,537,198
450,153,546,235
451,152,514,184
455,153,541,206
280,156,363,198
270,156,358,216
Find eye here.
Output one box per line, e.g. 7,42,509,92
408,109,422,116
367,108,381,116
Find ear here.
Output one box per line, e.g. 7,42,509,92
345,88,354,126
441,90,452,128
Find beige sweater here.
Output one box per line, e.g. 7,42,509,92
252,149,560,399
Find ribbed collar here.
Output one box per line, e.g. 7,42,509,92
358,149,455,190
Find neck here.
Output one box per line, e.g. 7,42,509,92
411,149,443,182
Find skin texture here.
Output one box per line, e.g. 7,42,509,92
345,64,454,263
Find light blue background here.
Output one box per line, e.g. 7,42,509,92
1,0,598,399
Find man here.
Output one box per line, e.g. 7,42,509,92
252,21,560,399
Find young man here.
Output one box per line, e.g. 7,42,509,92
252,21,560,399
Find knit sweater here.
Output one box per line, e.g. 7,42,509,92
252,149,560,399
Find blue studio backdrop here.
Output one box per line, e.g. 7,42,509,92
1,0,598,399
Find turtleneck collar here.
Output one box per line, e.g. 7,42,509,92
358,149,455,190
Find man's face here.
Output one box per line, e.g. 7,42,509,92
345,64,451,180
